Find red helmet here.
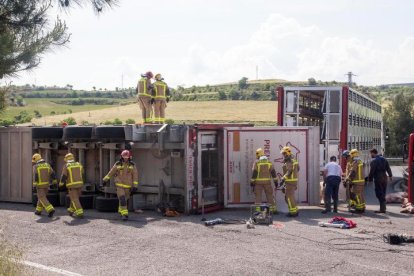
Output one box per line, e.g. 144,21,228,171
121,150,131,158
145,71,153,79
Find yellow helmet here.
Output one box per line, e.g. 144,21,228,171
64,153,74,162
155,73,163,81
350,149,359,158
256,148,264,159
32,153,42,163
280,146,292,156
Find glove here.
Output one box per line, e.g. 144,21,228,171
131,187,138,194
166,97,170,103
150,98,155,104
102,180,109,187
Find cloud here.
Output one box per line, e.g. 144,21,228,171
177,13,414,87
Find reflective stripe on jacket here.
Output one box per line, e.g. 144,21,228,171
283,158,299,182
33,161,55,187
138,77,153,97
103,160,138,188
60,161,84,188
251,157,276,182
350,159,364,184
153,80,170,99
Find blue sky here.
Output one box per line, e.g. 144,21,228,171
8,0,414,89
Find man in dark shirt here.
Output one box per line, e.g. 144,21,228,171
367,148,393,213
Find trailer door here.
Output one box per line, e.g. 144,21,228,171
224,127,320,209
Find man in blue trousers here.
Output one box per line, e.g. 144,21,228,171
322,156,343,214
367,148,393,213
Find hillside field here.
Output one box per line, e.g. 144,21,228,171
31,101,279,125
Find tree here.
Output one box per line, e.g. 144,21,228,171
0,1,117,113
238,77,248,90
383,93,414,156
218,90,227,100
307,78,317,85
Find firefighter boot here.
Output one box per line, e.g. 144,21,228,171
48,209,55,218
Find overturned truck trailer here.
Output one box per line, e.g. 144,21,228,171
0,124,319,214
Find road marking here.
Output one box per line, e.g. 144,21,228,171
22,260,83,276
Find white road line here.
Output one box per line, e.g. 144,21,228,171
22,260,83,276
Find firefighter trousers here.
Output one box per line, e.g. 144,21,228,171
154,99,166,124
254,182,276,212
116,187,131,216
345,181,356,208
351,183,365,211
285,182,298,215
68,187,84,217
138,96,152,123
36,187,55,214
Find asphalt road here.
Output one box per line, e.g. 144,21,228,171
0,166,413,275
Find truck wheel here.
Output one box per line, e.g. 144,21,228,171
94,126,125,140
63,126,93,140
65,194,95,209
95,196,119,212
32,127,63,140
32,192,60,207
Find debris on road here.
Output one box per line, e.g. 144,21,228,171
319,216,357,229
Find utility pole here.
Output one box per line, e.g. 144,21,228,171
345,71,357,86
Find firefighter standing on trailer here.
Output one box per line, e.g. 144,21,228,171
250,148,278,214
137,71,154,124
152,73,170,124
343,150,356,210
346,149,366,213
103,150,138,221
280,146,299,217
59,153,85,218
32,153,57,217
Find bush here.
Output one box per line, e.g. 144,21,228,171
103,120,113,125
14,111,32,123
62,117,77,125
125,118,135,124
33,110,42,118
0,119,14,126
50,111,56,115
80,120,90,125
113,118,122,125
165,118,174,125
218,91,227,100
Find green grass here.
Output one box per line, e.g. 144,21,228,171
1,98,134,121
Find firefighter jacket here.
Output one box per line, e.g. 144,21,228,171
103,160,138,189
60,161,84,189
282,157,299,183
345,159,353,179
153,80,170,100
137,77,153,98
349,158,364,184
33,160,57,188
251,156,277,184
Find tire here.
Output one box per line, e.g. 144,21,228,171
65,194,95,209
32,192,60,207
95,196,119,212
94,126,125,140
63,126,93,140
32,127,63,140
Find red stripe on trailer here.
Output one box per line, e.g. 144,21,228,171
340,86,349,171
408,133,414,202
277,86,284,126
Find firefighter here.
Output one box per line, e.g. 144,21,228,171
280,146,299,217
32,153,57,217
103,150,138,221
152,73,170,124
59,153,85,218
250,148,278,214
137,71,154,124
346,149,365,213
342,150,356,210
